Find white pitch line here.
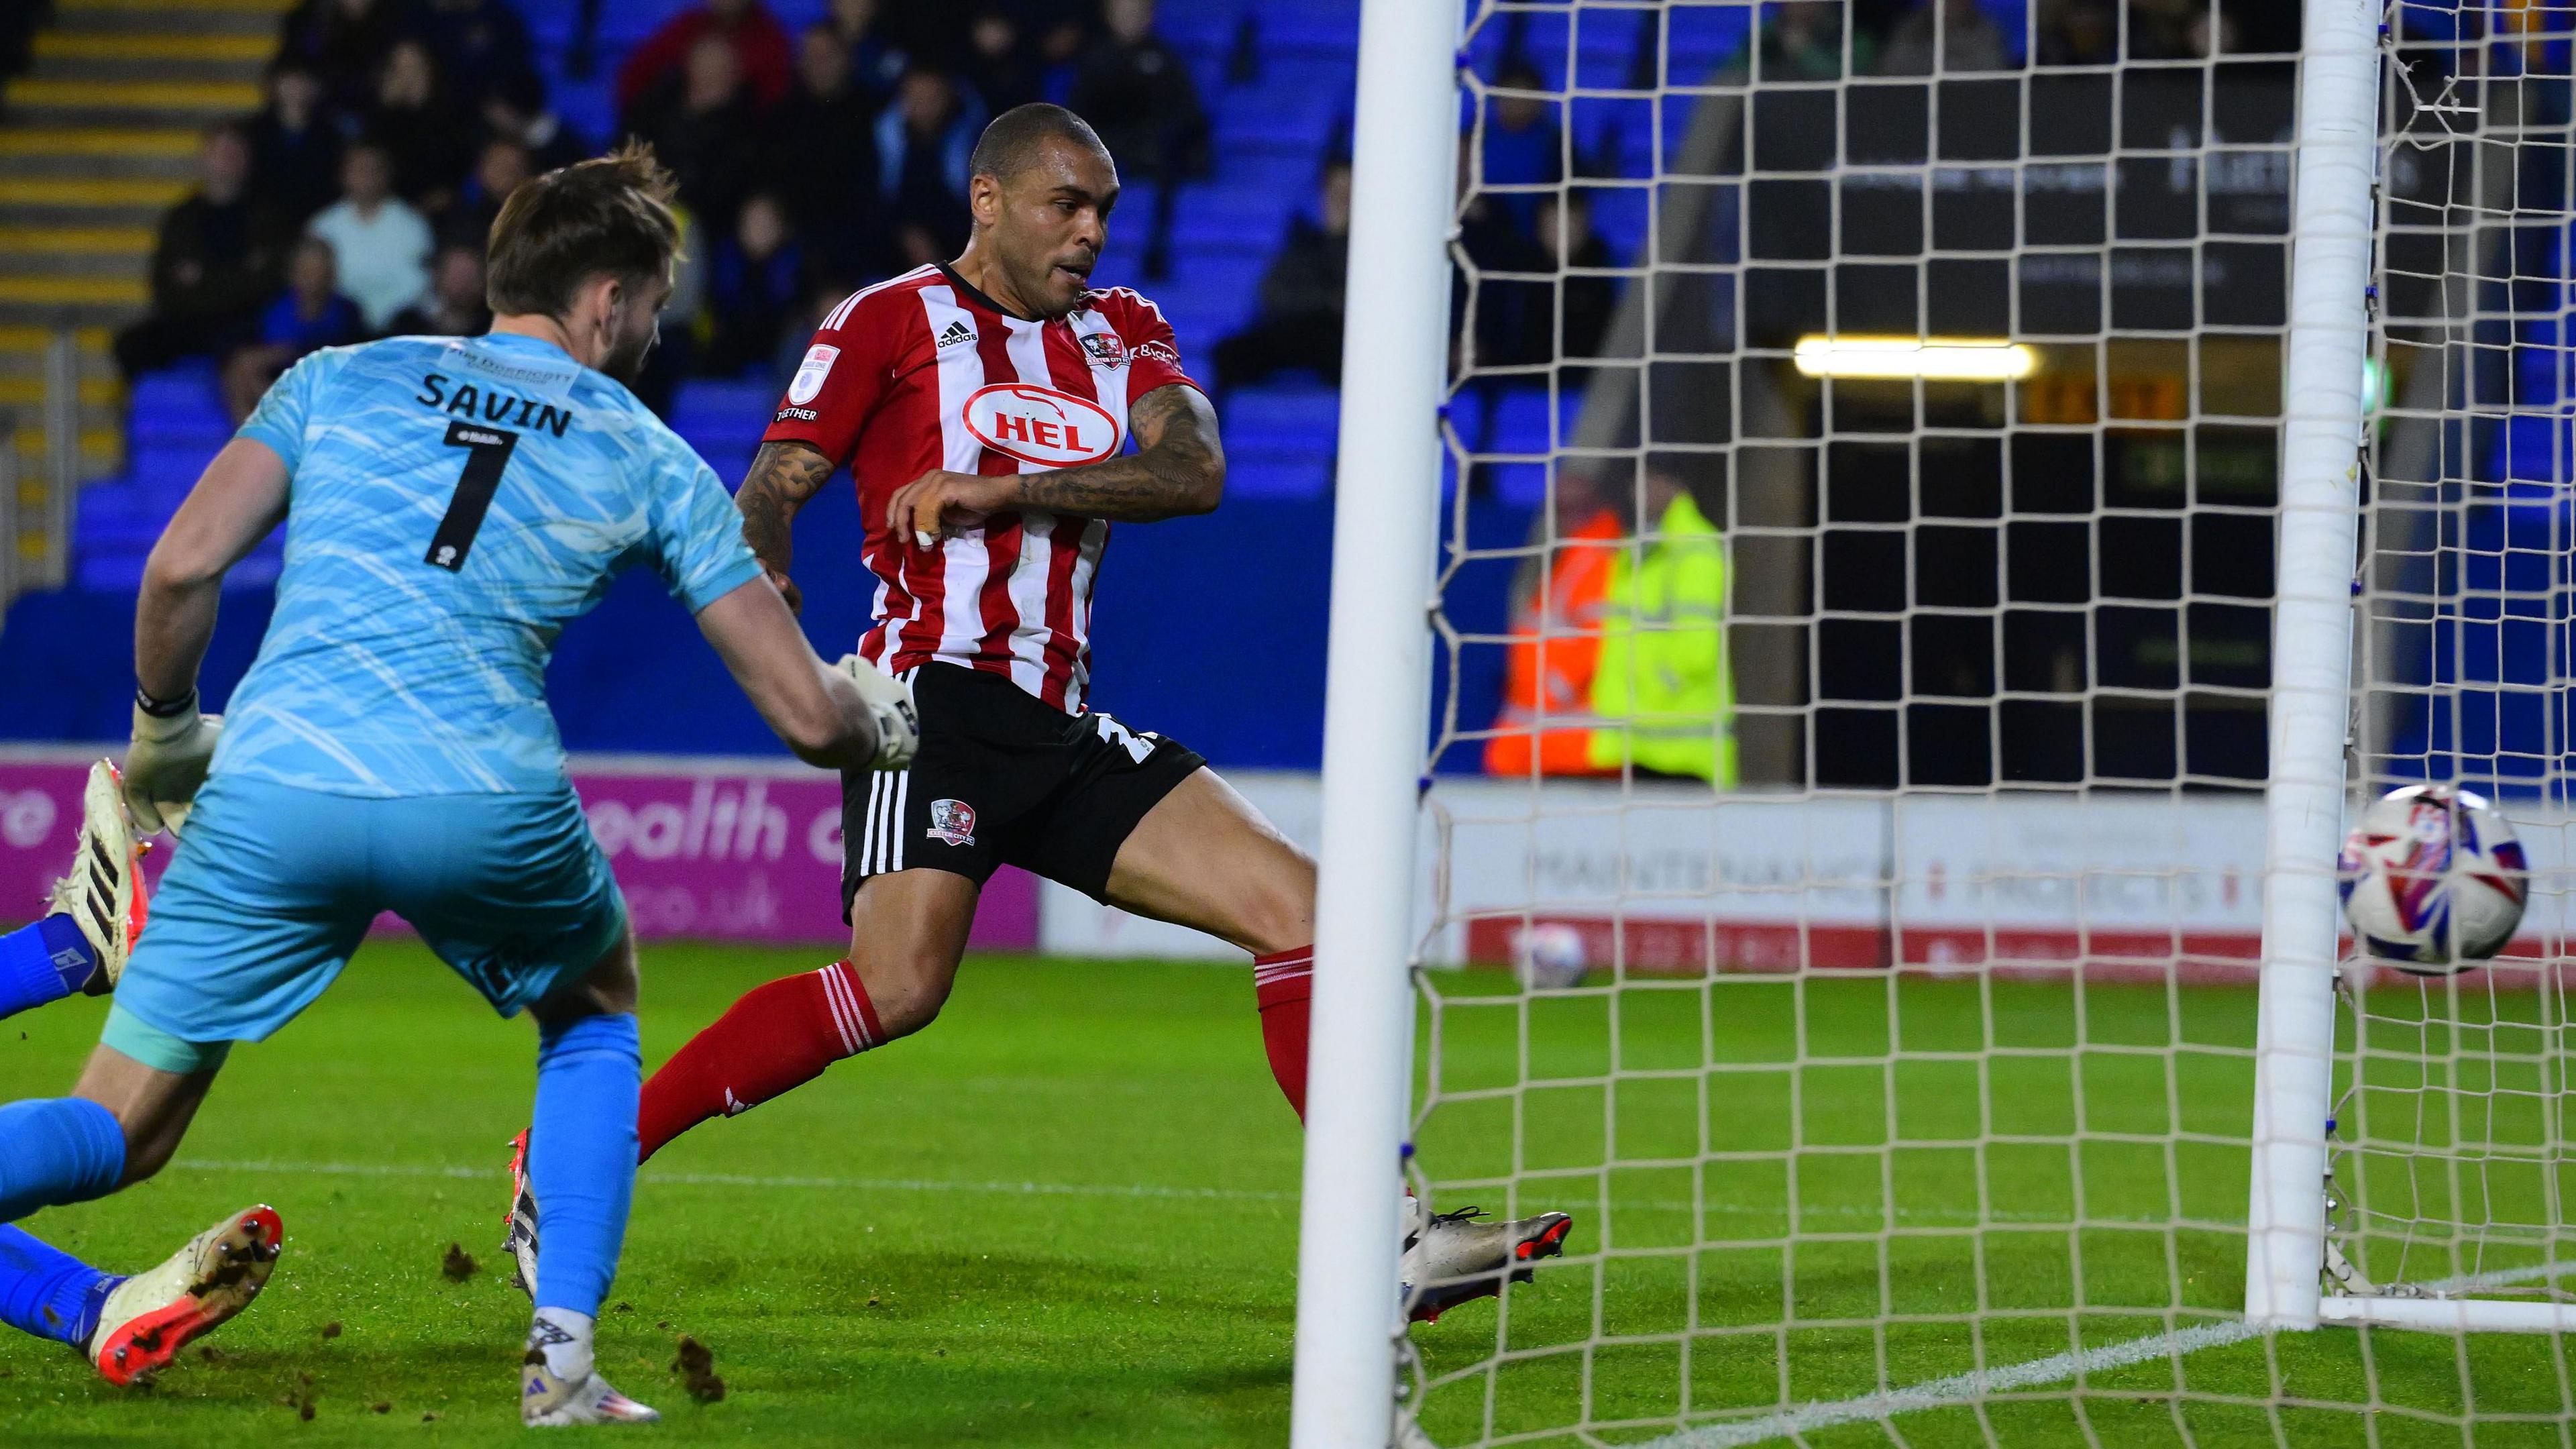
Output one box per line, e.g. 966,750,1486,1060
175,1157,1296,1204
1628,1258,2576,1449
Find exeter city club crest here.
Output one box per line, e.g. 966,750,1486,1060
927,798,978,848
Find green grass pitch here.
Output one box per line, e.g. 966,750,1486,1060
0,947,2567,1446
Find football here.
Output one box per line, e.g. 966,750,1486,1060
1513,922,1589,991
2339,785,2530,973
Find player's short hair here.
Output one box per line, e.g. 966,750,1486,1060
968,103,1111,185
484,141,683,319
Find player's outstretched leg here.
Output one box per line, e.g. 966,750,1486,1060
1398,1199,1576,1325
1252,945,1312,1118
633,957,889,1163
628,869,973,1163
1100,767,1585,1325
0,760,150,1020
84,1205,282,1384
519,938,656,1427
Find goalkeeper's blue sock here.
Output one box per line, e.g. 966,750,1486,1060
0,917,96,1019
529,1012,640,1317
0,1097,125,1223
0,1226,119,1347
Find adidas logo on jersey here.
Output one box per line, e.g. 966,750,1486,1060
936,321,975,350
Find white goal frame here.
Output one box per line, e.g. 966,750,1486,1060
1297,0,2566,1442
2239,0,2383,1334
2246,0,2576,1338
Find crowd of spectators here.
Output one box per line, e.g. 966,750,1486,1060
112,0,1210,418
109,0,2285,417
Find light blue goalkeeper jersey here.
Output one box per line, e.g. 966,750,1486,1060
217,331,761,798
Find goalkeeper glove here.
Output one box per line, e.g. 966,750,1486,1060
836,655,920,770
125,693,221,837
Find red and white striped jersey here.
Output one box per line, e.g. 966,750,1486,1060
761,262,1201,714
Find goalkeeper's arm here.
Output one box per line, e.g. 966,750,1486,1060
128,438,292,833
694,575,919,773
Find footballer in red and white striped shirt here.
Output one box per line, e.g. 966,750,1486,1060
582,103,1573,1326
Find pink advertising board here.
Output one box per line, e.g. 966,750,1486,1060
0,749,1038,951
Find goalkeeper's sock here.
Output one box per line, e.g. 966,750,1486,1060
0,918,95,1019
0,1097,125,1223
1254,946,1313,1120
0,1226,117,1347
636,960,883,1163
529,1013,639,1317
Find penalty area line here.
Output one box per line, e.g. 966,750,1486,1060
1631,1320,2261,1449
1634,1257,2576,1449
175,1157,1293,1203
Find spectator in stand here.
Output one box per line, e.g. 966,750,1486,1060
1485,470,1623,779
623,34,767,233
414,0,535,110
1758,0,1868,80
1587,460,1736,786
1538,190,1616,368
1479,61,1562,233
2129,0,2215,58
480,68,588,176
244,57,344,227
706,193,808,376
221,235,364,418
1454,188,1618,377
875,67,983,268
1878,0,2016,73
383,241,491,336
617,0,794,115
439,136,531,248
1212,159,1349,395
1016,0,1097,71
2036,0,2119,64
365,38,478,211
305,141,434,331
113,122,290,379
828,0,912,97
767,24,884,278
961,7,1044,115
277,0,416,111
1069,0,1208,277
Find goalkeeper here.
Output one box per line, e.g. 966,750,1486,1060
0,144,915,1419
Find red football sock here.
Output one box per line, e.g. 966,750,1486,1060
1254,947,1313,1120
636,959,884,1163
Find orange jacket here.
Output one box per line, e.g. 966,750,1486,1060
1485,508,1624,777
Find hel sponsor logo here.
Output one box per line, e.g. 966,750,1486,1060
935,319,975,350
1079,331,1128,366
962,382,1120,466
775,406,819,422
1133,339,1181,369
787,343,841,405
926,798,978,848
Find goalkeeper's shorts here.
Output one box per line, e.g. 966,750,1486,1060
840,661,1205,915
110,774,627,1054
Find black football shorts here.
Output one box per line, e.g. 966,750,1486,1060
840,661,1206,916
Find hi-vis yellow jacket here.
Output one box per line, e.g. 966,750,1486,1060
1586,492,1737,786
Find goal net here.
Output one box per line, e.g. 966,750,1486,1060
1389,1,2576,1443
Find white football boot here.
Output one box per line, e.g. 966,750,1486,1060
522,1310,658,1426
522,1359,661,1426
89,1205,283,1385
46,758,149,995
1399,1196,1574,1325
502,1128,540,1300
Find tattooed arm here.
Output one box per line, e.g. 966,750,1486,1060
735,439,837,614
882,384,1225,549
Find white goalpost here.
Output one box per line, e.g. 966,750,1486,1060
2240,0,2377,1334
1295,0,2576,1443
